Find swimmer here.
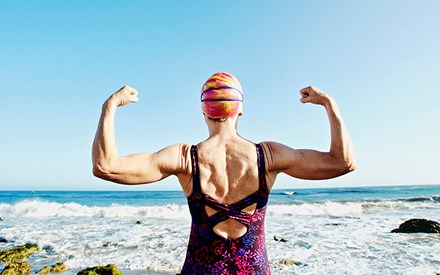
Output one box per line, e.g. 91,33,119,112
92,72,356,274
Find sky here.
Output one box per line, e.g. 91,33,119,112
1,1,439,191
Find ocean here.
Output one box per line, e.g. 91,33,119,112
0,185,439,274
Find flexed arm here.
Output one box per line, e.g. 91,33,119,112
92,86,189,185
92,86,139,178
263,86,356,181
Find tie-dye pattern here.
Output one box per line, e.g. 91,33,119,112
201,72,243,119
181,144,271,275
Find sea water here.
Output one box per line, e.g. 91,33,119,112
0,185,439,274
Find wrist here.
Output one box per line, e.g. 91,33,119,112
322,96,336,108
102,97,118,112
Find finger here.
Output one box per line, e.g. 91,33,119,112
300,86,312,92
129,87,138,96
300,96,311,104
299,86,312,97
131,88,139,102
130,95,139,103
300,90,309,98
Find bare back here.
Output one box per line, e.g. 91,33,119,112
184,136,265,239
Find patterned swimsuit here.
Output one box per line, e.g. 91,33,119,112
181,144,271,275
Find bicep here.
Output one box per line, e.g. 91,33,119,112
104,144,190,184
263,142,349,180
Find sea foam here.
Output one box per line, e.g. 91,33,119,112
0,198,436,220
0,200,190,219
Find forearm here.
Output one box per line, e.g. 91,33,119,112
92,99,120,175
323,98,355,170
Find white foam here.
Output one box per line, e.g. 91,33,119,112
0,200,191,219
0,199,414,220
268,202,363,216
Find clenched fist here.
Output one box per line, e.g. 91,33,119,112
299,86,332,106
108,85,139,107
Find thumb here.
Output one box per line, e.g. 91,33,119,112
300,96,310,104
126,86,139,103
299,90,311,104
130,94,139,103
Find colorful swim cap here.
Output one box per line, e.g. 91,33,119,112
201,72,243,119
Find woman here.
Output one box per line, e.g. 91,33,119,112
92,72,355,274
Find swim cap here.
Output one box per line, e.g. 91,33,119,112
200,72,243,119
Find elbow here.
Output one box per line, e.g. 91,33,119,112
348,159,357,172
92,162,112,181
341,157,356,174
92,164,106,179
92,162,129,184
330,155,356,176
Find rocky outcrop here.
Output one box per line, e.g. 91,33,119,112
50,262,67,273
0,244,39,275
0,262,31,275
0,244,68,275
77,264,123,275
37,266,51,275
0,244,39,265
391,219,440,233
36,262,66,274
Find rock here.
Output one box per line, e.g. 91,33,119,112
326,223,343,226
50,262,66,273
77,264,123,275
135,221,142,225
42,245,54,253
0,244,39,265
391,219,440,233
0,261,31,275
277,258,307,267
37,266,51,274
103,242,117,248
273,236,287,242
278,258,296,266
0,238,7,243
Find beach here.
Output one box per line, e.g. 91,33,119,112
1,185,439,274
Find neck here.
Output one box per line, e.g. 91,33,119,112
205,116,239,138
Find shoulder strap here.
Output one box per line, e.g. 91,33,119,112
256,143,269,194
190,145,201,193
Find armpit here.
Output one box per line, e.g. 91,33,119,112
178,143,192,174
177,143,193,196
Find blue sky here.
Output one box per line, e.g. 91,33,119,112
1,1,439,190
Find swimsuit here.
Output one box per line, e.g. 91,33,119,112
181,144,271,275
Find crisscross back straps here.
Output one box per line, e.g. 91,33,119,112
204,197,253,228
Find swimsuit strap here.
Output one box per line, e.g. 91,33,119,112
208,208,252,228
256,143,269,195
190,145,201,193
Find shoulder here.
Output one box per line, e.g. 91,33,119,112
258,142,276,171
158,143,192,157
153,143,192,174
258,141,300,172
